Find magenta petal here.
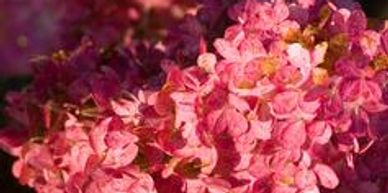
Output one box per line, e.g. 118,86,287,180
0,128,28,155
347,10,367,37
382,29,388,54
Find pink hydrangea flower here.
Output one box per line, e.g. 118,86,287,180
1,1,388,193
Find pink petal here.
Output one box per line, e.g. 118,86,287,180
299,186,320,193
271,91,299,118
295,170,317,189
196,146,218,174
214,39,240,61
347,9,367,37
228,94,250,113
279,121,307,149
271,186,298,193
360,30,380,58
313,163,340,189
250,120,272,140
224,108,249,137
274,0,290,22
307,121,332,144
89,118,110,154
239,37,266,62
103,143,139,168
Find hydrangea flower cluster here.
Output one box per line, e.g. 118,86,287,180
1,0,388,193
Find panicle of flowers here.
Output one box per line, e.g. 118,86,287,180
0,37,166,193
1,0,388,193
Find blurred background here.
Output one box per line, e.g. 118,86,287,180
0,0,387,192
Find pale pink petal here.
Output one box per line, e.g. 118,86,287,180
214,39,240,61
313,163,340,189
279,121,307,149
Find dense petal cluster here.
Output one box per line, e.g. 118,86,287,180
1,0,388,193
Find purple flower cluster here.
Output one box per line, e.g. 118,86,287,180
0,0,195,76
